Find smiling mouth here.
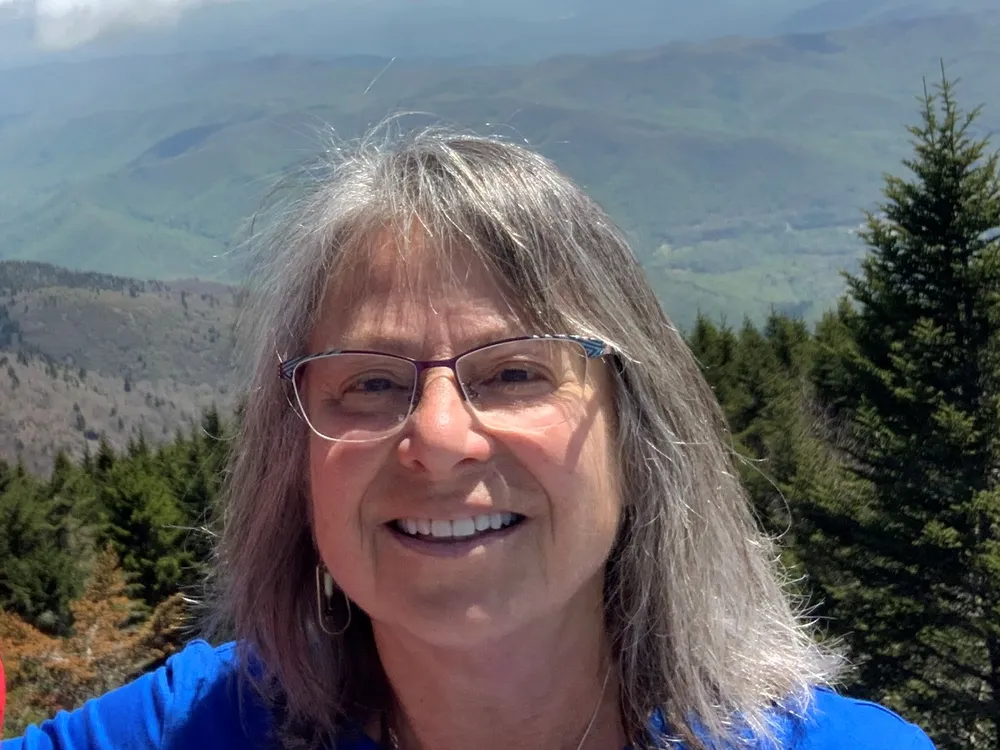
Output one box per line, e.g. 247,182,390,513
391,512,525,542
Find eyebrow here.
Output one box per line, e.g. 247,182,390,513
325,327,528,356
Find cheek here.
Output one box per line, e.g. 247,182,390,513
309,437,388,562
504,411,622,530
572,425,621,535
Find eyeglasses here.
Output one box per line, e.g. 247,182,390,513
279,335,613,443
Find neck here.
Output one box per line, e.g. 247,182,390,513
371,599,625,750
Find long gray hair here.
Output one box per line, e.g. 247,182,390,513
207,124,841,749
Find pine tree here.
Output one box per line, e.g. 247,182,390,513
737,315,818,531
45,449,102,600
0,546,186,738
155,414,227,595
688,312,833,555
816,67,1000,748
687,314,740,411
0,472,79,632
97,456,195,607
80,444,94,476
94,436,115,479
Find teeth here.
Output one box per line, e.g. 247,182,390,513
396,513,520,539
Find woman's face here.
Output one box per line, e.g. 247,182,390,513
307,237,623,649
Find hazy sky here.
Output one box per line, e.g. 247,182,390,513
0,0,245,47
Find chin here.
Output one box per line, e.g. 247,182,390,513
376,592,542,650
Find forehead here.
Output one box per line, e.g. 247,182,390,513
309,230,530,351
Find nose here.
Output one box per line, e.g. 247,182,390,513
396,370,492,477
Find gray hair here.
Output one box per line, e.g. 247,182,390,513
207,123,842,749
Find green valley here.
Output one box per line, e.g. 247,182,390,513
0,11,998,328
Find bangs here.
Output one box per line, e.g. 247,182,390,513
316,179,577,339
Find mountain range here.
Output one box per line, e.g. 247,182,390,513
2,7,998,326
3,0,995,68
2,2,1000,473
0,260,236,475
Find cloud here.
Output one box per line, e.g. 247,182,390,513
0,0,244,49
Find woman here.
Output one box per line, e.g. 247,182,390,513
3,128,934,750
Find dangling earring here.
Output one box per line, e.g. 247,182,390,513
315,564,352,636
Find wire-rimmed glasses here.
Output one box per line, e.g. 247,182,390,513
279,335,613,443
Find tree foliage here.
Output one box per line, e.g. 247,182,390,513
681,67,1000,749
0,408,229,632
0,547,187,738
0,408,231,739
811,66,1000,747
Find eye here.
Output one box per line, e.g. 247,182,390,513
496,365,536,382
349,376,399,393
478,361,555,391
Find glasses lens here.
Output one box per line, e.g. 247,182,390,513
294,353,417,442
456,338,590,432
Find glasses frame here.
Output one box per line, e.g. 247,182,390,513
278,334,614,441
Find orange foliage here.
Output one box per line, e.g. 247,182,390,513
0,546,189,738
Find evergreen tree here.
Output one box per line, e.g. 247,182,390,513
80,443,94,476
127,429,149,460
154,411,229,594
688,311,835,577
1,546,186,738
97,456,195,607
0,457,12,493
0,471,79,632
815,68,1000,747
45,449,103,594
737,315,818,533
94,436,115,479
810,299,859,419
687,314,740,410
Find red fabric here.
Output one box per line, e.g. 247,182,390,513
0,655,6,734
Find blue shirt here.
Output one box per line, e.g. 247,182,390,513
3,639,935,749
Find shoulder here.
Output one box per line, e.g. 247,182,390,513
2,640,272,750
155,639,272,748
3,640,379,750
778,687,935,749
163,638,244,697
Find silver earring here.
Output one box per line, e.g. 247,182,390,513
315,564,352,636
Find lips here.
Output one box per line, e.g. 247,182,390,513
392,512,525,540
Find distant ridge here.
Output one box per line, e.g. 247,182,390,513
0,260,238,474
1,9,998,328
0,259,155,294
0,260,233,297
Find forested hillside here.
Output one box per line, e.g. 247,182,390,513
0,410,226,735
0,261,238,474
2,71,1000,749
2,11,999,325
